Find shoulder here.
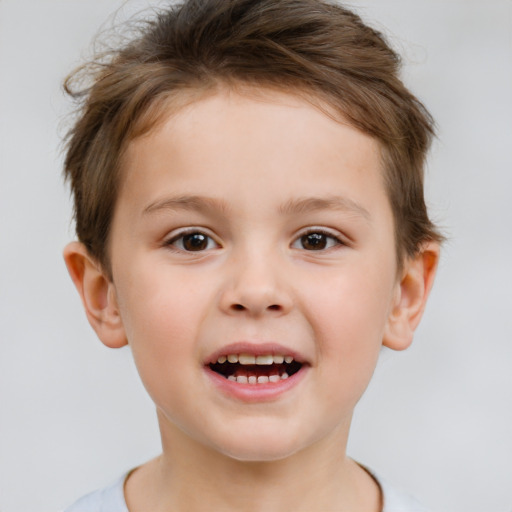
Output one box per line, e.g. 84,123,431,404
62,473,129,512
372,471,431,512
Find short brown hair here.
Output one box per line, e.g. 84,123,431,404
63,0,443,275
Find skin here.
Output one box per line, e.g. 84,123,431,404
64,87,439,512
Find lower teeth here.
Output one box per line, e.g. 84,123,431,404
227,373,289,384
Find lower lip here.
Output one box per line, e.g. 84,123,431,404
204,366,308,402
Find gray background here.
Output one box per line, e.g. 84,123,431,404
1,1,511,511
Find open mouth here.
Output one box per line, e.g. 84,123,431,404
208,353,303,384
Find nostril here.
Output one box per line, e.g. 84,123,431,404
227,302,286,314
230,303,281,312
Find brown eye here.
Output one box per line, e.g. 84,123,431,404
292,231,341,251
168,231,218,252
182,233,208,251
300,233,327,250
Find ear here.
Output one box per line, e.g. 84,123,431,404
63,241,127,349
383,242,440,351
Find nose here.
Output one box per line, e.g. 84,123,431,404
218,252,293,317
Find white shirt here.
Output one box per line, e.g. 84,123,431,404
63,469,430,512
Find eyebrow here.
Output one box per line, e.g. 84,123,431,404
278,196,371,220
143,194,370,220
143,195,231,216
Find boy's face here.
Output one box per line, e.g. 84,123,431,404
106,88,402,461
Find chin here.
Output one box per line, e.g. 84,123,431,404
209,427,309,463
222,445,301,463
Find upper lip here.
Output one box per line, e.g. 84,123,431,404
205,342,308,365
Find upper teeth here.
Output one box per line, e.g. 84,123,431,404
218,354,293,365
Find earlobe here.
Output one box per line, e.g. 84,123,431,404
63,242,127,349
383,242,440,351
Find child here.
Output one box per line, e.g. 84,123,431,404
62,0,442,510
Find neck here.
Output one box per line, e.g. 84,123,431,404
125,415,381,512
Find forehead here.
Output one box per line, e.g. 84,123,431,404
119,87,386,203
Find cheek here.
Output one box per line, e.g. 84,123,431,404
114,267,212,393
303,264,395,395
309,266,394,343
116,281,211,431
117,261,210,338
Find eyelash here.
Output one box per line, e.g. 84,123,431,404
164,228,345,253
